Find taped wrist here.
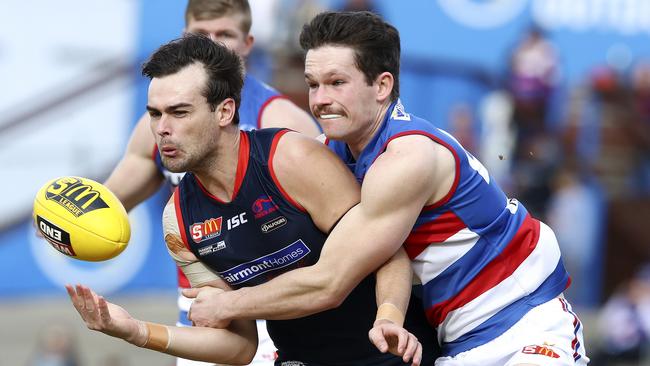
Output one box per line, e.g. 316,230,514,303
138,322,171,352
375,302,405,326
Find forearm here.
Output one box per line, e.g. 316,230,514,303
219,263,338,321
220,205,406,321
120,319,256,365
164,321,257,364
105,156,163,212
374,247,413,326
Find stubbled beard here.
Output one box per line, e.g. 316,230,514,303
161,155,190,173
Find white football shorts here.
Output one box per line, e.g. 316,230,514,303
435,295,588,366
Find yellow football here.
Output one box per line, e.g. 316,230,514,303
33,176,130,261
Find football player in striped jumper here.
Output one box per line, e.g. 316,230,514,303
185,11,589,366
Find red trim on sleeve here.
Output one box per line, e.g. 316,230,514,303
257,95,290,129
374,131,461,211
268,129,307,213
173,187,192,252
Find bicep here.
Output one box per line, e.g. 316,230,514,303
311,141,439,294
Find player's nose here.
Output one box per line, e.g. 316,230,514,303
310,87,332,107
155,114,172,136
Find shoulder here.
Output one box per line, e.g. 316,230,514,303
271,131,353,188
162,193,178,233
381,134,452,172
364,134,456,207
272,131,327,165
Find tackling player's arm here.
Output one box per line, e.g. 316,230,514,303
270,131,419,347
370,247,422,363
104,113,164,212
259,98,321,137
211,135,453,319
374,248,413,326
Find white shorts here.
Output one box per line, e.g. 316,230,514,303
435,296,588,366
176,289,277,366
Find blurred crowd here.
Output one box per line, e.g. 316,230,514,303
474,25,650,366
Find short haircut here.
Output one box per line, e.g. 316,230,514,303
185,0,252,34
300,11,401,101
142,34,244,124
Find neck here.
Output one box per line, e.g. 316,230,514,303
347,99,392,158
193,125,241,202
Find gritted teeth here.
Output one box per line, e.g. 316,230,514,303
319,114,343,119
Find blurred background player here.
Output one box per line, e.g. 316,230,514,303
103,1,319,365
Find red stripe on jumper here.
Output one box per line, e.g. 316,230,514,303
426,215,540,326
404,210,466,259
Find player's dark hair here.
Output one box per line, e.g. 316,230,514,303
300,11,401,101
142,34,243,124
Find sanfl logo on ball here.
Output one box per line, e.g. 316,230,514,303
45,177,108,217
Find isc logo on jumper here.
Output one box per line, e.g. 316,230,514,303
220,239,310,285
45,177,108,217
36,216,75,256
252,195,278,219
191,217,223,243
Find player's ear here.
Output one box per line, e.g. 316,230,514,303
375,72,394,103
216,98,236,127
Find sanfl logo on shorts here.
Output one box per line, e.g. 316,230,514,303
521,344,560,358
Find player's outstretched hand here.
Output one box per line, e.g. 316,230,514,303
66,284,146,345
369,319,422,366
183,286,230,328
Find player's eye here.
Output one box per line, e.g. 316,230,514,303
149,111,161,119
216,31,236,39
174,111,188,117
333,80,344,86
